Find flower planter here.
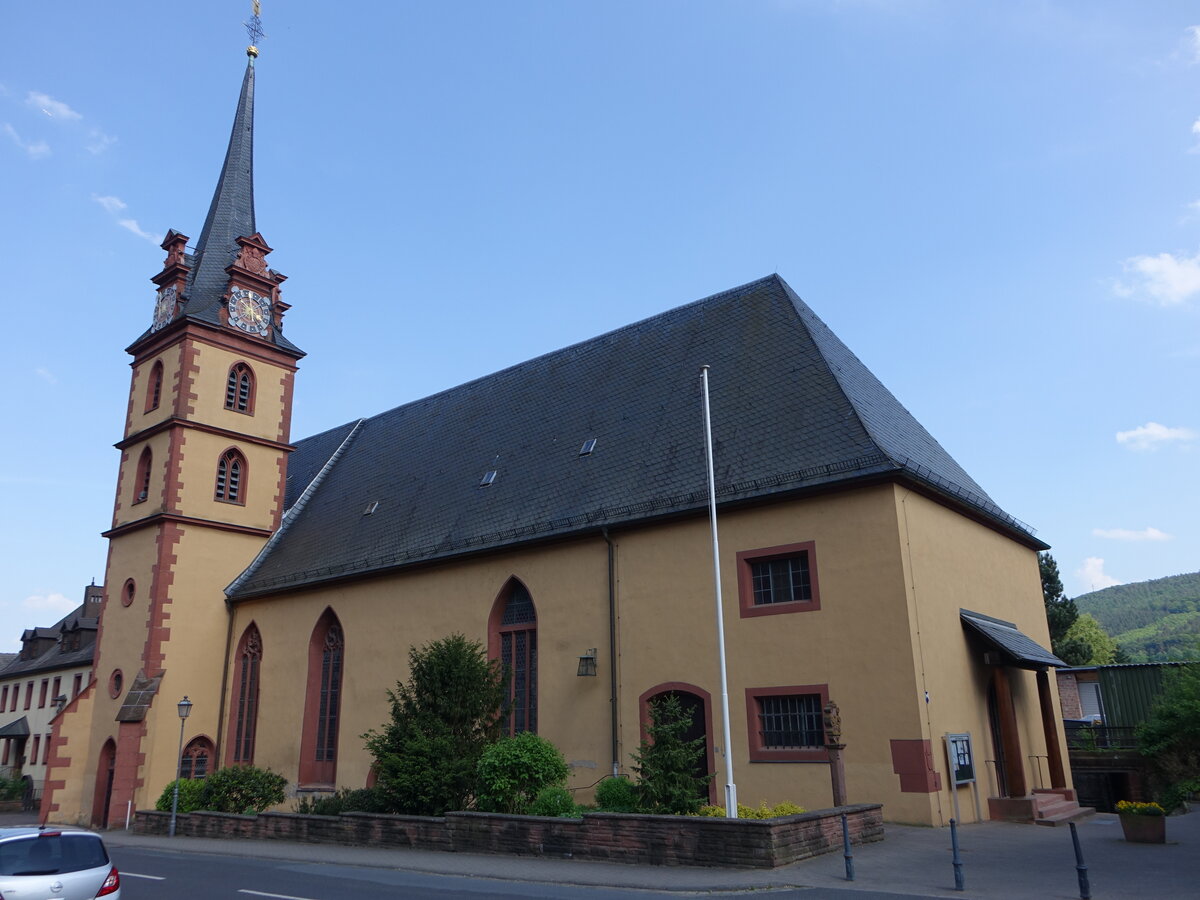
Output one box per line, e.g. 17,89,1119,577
1119,813,1165,844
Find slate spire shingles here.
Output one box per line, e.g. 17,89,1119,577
231,275,1044,599
184,58,257,323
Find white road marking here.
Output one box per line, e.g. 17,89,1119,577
238,891,320,900
121,871,167,880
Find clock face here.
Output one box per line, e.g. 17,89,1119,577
228,287,271,337
151,286,177,332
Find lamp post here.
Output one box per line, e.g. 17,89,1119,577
168,696,193,837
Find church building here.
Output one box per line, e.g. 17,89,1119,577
43,39,1078,829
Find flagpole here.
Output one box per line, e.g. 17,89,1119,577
701,365,737,817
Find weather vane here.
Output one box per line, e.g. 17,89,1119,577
245,0,265,57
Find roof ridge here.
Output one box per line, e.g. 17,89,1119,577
226,418,365,597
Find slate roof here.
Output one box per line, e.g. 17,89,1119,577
961,609,1066,670
230,275,1042,599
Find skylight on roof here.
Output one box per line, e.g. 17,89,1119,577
579,438,598,456
480,470,497,486
363,501,380,516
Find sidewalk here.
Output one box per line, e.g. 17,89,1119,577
6,809,1197,897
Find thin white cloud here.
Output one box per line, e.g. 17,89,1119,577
1092,527,1172,542
23,592,77,615
3,122,50,159
1114,250,1200,305
34,367,58,385
26,91,82,121
1188,26,1200,63
86,128,116,155
92,194,126,214
118,218,160,244
1115,421,1197,450
1077,558,1121,592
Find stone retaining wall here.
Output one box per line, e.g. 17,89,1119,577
134,803,883,868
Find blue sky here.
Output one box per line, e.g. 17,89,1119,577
2,1,1197,648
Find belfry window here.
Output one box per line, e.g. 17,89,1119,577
225,362,255,414
215,449,247,504
145,360,164,413
134,447,153,504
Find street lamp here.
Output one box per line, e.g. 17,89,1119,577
168,696,193,837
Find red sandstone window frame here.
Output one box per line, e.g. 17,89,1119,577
30,735,40,765
180,736,214,779
488,579,538,736
224,362,256,415
228,623,262,766
38,679,48,708
134,447,153,505
745,684,830,763
214,448,248,505
52,676,61,703
42,733,51,764
736,541,821,619
9,685,18,711
122,579,135,608
145,360,164,413
24,681,33,710
299,610,344,788
0,686,7,710
72,674,82,698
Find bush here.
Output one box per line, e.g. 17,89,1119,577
0,776,25,802
154,778,207,813
475,732,570,814
199,765,287,813
594,776,638,813
1137,662,1200,810
364,634,508,815
631,694,711,815
528,785,576,817
697,800,806,818
294,787,391,816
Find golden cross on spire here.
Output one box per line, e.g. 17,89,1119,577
245,1,265,58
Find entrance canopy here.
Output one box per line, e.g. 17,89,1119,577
961,609,1066,671
0,716,30,738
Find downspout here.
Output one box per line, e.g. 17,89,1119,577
602,527,619,776
214,598,236,766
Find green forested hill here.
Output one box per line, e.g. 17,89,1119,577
1075,571,1200,662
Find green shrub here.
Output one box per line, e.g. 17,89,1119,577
0,776,25,802
594,776,638,813
695,800,806,819
154,778,206,813
199,765,287,814
528,785,576,817
364,634,507,816
631,694,711,815
475,732,570,814
294,787,390,816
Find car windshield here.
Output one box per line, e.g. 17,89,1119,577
0,833,109,876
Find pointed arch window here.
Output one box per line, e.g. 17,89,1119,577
228,624,262,765
299,610,344,787
180,736,214,779
225,362,256,414
489,580,538,735
145,361,164,413
134,447,152,504
215,448,247,504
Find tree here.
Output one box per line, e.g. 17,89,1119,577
1061,613,1119,665
631,694,711,814
1136,662,1200,810
1040,552,1082,661
363,633,507,815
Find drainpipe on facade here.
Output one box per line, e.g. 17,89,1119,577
602,527,619,776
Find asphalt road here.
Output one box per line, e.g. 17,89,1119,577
109,844,922,899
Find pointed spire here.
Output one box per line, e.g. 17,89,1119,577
185,56,257,316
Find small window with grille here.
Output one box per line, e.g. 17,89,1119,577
737,542,821,618
746,685,830,762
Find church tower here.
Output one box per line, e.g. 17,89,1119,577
42,30,303,826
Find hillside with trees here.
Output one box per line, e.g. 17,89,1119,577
1074,571,1200,662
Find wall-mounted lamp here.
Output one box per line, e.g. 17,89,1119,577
577,649,598,677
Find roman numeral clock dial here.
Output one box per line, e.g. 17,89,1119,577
228,287,271,337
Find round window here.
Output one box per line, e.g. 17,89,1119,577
122,579,136,607
108,669,124,699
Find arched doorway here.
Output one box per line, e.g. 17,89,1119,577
92,739,116,828
639,684,716,805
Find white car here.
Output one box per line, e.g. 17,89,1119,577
0,827,120,899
